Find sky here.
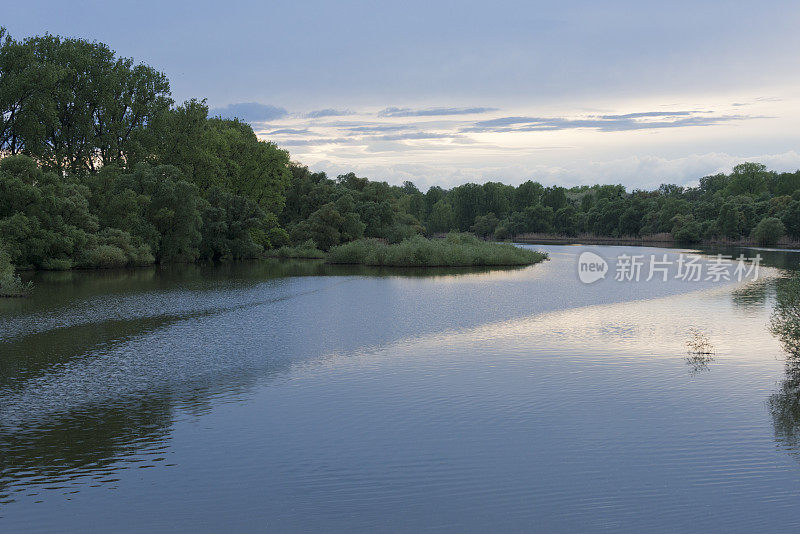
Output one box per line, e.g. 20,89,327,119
6,0,800,190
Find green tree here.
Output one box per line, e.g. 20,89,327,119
0,32,171,173
618,206,644,236
290,196,365,250
199,186,267,260
482,182,512,218
782,200,800,240
513,180,544,211
471,213,500,238
358,200,396,238
154,100,291,216
506,212,527,238
553,205,579,236
451,183,485,230
772,171,800,197
699,173,729,197
280,163,336,225
726,162,770,197
752,217,785,246
427,199,455,233
88,163,203,262
590,198,625,236
717,196,757,238
542,186,567,211
671,215,702,244
523,204,554,233
0,155,97,268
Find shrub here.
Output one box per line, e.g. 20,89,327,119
266,227,291,248
79,229,155,268
268,239,325,259
752,217,785,246
41,258,74,270
494,225,510,241
673,221,702,244
82,245,128,268
0,247,32,297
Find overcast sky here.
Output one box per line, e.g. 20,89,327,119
6,0,800,190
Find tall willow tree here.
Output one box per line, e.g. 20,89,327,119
0,28,294,269
152,98,292,215
0,28,171,173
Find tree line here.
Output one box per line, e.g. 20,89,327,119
281,161,800,248
2,29,800,278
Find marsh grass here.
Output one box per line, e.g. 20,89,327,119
327,233,547,267
267,239,325,260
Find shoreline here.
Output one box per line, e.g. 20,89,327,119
510,233,800,250
9,236,793,278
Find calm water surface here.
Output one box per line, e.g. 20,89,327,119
2,244,800,532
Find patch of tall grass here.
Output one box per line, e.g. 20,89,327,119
327,233,547,267
267,239,325,259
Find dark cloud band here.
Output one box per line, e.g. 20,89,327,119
212,102,288,122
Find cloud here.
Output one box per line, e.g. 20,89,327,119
468,116,544,128
303,108,355,118
273,131,463,147
375,132,462,141
267,128,311,135
598,111,706,119
732,96,783,107
212,102,288,122
278,137,353,146
344,125,412,133
378,106,498,118
464,112,765,133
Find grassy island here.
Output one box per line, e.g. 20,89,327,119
326,234,547,267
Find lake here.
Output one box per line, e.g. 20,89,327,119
2,244,800,532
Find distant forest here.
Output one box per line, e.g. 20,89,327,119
2,29,800,272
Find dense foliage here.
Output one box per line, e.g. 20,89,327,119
0,29,290,277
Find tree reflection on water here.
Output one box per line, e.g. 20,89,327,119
769,274,800,449
769,363,800,450
685,353,714,375
771,275,800,357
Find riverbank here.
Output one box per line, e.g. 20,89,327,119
511,232,800,250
